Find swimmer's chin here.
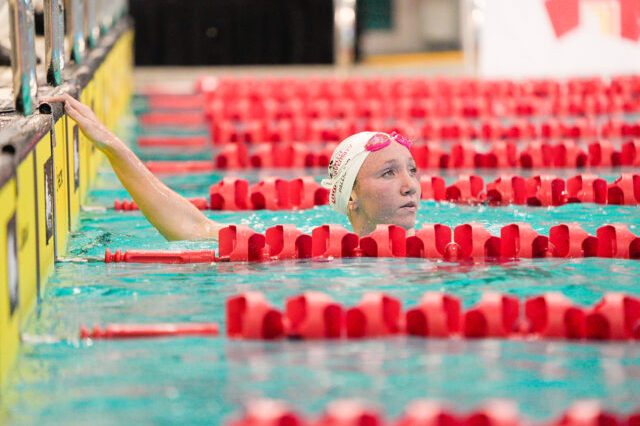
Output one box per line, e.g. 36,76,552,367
390,213,418,234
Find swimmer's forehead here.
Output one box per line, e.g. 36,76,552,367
368,149,417,167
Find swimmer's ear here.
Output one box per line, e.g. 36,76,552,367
348,192,359,212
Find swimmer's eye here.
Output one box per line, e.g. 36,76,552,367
381,168,396,177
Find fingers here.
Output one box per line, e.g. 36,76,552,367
64,103,84,124
67,102,108,135
40,93,74,104
65,103,94,128
40,94,84,113
57,93,86,111
65,95,94,115
41,93,94,115
66,104,100,142
40,96,65,104
63,98,95,124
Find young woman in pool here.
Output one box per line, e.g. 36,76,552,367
43,94,421,240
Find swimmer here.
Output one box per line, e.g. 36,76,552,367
42,94,421,240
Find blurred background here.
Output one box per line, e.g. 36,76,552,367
129,0,462,65
123,0,640,78
2,0,639,88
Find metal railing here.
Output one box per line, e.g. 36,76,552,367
333,0,357,68
8,0,38,114
44,0,64,86
7,0,126,115
65,0,85,64
461,0,484,77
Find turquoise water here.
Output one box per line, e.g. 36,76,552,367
2,161,640,424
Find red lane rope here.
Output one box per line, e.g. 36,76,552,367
113,173,639,211
139,78,640,147
114,177,329,211
145,94,205,110
195,75,640,100
139,140,640,171
137,136,210,148
103,223,640,263
225,290,640,341
76,291,639,342
424,173,639,206
197,76,640,121
139,111,207,127
206,119,640,145
80,323,219,339
144,161,216,173
227,398,639,426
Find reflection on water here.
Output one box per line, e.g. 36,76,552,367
4,334,639,425
2,170,640,425
222,337,640,422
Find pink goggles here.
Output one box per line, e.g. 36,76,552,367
364,131,413,152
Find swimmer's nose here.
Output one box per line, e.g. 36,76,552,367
400,170,419,196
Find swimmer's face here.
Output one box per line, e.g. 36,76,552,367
349,141,420,234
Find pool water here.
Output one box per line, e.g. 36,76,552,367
1,144,640,424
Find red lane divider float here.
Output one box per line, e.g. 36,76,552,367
227,398,639,426
227,400,306,426
137,135,210,149
197,76,640,122
140,78,640,148
113,197,210,211
137,140,640,172
104,249,217,263
76,292,640,342
114,177,329,211
414,140,638,170
422,173,640,206
405,293,461,337
144,161,216,174
315,400,386,426
219,142,336,168
226,292,285,339
311,225,360,258
218,225,269,262
114,173,639,210
145,94,205,110
201,115,640,144
266,225,312,260
346,293,402,338
138,111,207,128
195,75,640,100
218,140,639,169
80,323,219,339
286,292,343,339
225,290,640,341
103,223,640,264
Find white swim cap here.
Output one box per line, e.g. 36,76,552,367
320,131,384,216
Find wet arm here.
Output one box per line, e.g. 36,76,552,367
42,94,224,241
